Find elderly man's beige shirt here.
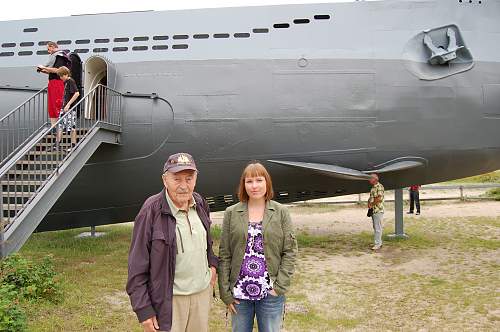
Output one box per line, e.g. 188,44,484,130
166,191,211,295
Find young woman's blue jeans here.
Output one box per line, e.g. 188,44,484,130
231,294,285,332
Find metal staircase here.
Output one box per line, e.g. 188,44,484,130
0,84,123,257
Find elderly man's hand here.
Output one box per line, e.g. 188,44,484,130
210,266,217,288
142,316,159,332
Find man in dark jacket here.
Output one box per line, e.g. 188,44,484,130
126,153,218,332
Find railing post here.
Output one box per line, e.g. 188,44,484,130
0,192,5,259
0,225,4,259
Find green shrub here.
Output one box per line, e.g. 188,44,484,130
0,254,62,332
0,284,27,332
0,254,61,302
486,187,500,201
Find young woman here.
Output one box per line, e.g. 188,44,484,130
218,162,297,332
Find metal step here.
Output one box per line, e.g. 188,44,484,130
15,156,68,165
1,191,34,197
3,180,47,188
1,180,44,186
26,150,68,156
39,137,85,146
16,159,60,166
7,169,53,175
36,141,79,148
6,168,53,175
42,130,88,138
3,177,49,184
42,128,89,134
1,190,40,198
2,203,25,210
4,176,49,184
24,155,66,163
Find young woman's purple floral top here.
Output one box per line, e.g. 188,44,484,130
233,222,272,300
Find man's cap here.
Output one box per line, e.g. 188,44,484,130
163,153,198,174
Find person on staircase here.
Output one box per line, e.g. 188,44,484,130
53,66,79,152
36,41,68,129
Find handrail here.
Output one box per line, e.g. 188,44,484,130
0,84,122,232
0,87,48,166
0,86,48,126
0,85,44,93
0,84,121,177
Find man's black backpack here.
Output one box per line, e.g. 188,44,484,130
71,53,83,117
56,50,72,68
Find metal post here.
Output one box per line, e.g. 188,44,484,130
0,215,5,259
389,188,408,239
0,192,5,258
358,193,362,205
460,186,464,201
90,225,96,237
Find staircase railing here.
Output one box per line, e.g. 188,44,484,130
0,87,48,166
0,84,122,232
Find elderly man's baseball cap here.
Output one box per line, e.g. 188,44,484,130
163,153,198,174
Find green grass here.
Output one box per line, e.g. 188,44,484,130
286,310,360,331
383,229,441,250
289,203,342,214
457,237,500,250
211,224,222,241
19,225,138,332
445,170,500,184
9,213,500,331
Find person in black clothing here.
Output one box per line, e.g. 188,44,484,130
55,66,80,152
407,185,421,215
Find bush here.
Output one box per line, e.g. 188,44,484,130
487,187,500,201
0,254,61,302
0,254,62,332
0,283,27,332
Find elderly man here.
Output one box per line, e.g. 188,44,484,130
126,153,218,332
368,173,385,250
